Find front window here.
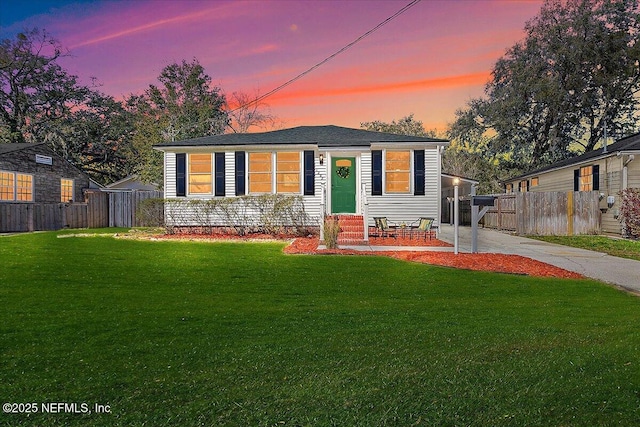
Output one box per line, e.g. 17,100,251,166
249,152,273,193
579,166,593,191
276,152,300,193
189,153,212,194
0,171,15,201
16,174,33,201
385,150,410,193
61,179,74,202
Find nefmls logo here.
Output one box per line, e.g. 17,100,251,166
41,402,90,413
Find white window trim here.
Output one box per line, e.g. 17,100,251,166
187,153,214,196
383,149,413,195
0,170,34,202
247,151,303,195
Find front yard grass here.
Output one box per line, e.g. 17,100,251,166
1,231,639,426
531,235,640,261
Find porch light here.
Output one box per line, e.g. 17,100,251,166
319,153,325,165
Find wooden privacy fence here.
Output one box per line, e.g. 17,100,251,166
107,190,163,227
482,191,600,235
0,190,163,232
0,203,88,232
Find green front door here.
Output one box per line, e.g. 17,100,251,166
331,157,356,214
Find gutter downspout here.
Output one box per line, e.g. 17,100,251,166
622,154,635,190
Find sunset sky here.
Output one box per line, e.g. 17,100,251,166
0,0,543,132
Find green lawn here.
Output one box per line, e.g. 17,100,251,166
1,231,639,426
531,235,640,261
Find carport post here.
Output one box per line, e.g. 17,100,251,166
471,184,478,253
454,178,459,255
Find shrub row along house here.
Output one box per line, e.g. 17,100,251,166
154,125,449,240
504,132,640,235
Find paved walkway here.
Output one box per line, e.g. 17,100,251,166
437,225,640,293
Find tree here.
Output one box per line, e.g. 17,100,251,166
361,114,437,137
452,0,640,171
42,91,137,185
128,59,229,185
225,90,276,133
0,28,90,144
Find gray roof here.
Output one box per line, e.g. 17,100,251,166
0,142,45,155
153,125,448,149
509,132,640,181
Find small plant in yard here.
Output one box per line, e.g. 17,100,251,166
323,215,340,248
618,188,640,238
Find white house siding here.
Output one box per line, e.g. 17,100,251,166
163,150,324,227
365,147,441,226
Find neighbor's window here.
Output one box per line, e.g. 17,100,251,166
519,180,528,192
16,174,33,201
0,171,15,201
530,177,539,187
579,166,593,191
505,183,513,193
61,179,74,202
189,153,212,194
385,150,410,193
249,152,273,193
276,152,300,193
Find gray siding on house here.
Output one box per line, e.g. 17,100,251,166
0,144,89,203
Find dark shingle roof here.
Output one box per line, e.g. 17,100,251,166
0,143,45,155
153,125,448,149
509,132,640,181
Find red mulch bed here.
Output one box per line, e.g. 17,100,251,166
155,233,583,279
284,236,584,279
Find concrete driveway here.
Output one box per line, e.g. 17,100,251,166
438,225,640,294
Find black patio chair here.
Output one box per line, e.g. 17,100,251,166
372,217,398,238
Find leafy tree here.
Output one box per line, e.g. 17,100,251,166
127,59,229,185
361,114,437,137
43,91,137,185
0,28,90,144
452,0,640,171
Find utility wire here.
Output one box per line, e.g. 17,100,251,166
231,0,422,112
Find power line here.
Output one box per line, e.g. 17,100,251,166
231,0,422,113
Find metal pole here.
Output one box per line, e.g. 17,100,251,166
454,181,459,255
471,184,478,253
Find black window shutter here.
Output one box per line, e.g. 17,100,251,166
235,151,245,196
414,150,425,196
526,180,530,192
303,150,315,195
592,165,600,191
215,153,225,196
176,153,186,197
573,169,579,191
372,150,382,196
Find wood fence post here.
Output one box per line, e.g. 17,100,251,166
567,191,574,236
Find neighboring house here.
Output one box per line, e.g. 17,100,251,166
503,132,640,235
106,175,160,191
0,143,90,204
153,125,449,230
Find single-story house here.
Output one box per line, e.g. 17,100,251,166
153,125,449,235
0,143,90,204
503,132,640,235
